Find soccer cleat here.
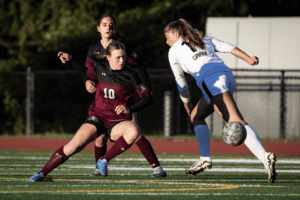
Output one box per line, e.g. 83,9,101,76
151,166,167,177
91,166,102,176
185,159,212,175
264,152,277,183
96,159,108,177
29,173,44,182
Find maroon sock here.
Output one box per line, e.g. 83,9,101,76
136,136,160,168
102,136,130,162
39,146,69,176
95,145,107,163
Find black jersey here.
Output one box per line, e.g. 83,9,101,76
87,60,152,128
85,40,152,92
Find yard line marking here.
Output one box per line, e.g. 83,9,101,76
114,158,300,164
0,165,299,173
63,166,300,173
1,156,300,164
0,184,287,188
1,177,300,184
1,191,300,196
0,178,240,192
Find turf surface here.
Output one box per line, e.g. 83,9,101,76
0,150,299,200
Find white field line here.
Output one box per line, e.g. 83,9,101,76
1,164,300,169
1,156,300,164
0,165,299,173
1,177,300,183
1,191,300,196
1,184,287,188
66,166,300,173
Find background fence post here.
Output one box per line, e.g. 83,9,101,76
176,94,181,135
26,67,34,135
280,70,286,138
163,91,174,137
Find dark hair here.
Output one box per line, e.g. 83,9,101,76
98,14,122,40
106,40,126,56
98,14,116,30
164,19,205,50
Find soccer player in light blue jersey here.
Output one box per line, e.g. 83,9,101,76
164,19,276,183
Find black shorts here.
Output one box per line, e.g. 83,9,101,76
84,116,107,138
106,120,129,142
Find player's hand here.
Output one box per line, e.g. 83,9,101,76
183,102,191,116
58,51,72,64
115,105,130,115
247,56,259,65
86,80,96,93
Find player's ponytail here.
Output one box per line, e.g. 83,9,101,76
164,19,205,50
178,19,205,50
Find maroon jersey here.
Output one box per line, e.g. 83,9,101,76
88,60,149,128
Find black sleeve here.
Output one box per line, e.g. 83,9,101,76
128,93,153,113
69,59,87,77
66,59,91,84
126,46,152,92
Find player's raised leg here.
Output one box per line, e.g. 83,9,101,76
211,91,277,183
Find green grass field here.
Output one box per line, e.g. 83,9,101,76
0,150,299,200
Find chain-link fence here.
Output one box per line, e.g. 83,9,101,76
1,68,300,138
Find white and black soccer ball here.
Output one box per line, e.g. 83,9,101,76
222,121,247,146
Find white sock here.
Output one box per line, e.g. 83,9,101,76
200,156,211,161
244,125,266,163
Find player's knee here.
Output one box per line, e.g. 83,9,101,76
65,142,83,156
132,122,142,137
131,122,142,142
124,122,141,142
95,134,106,146
192,116,207,127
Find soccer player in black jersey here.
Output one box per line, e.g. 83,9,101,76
58,14,153,176
29,40,166,182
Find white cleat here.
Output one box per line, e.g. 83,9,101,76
185,159,212,176
264,152,277,183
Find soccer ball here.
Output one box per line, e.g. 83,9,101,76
222,121,247,146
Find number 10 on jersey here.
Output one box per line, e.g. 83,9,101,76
103,88,115,99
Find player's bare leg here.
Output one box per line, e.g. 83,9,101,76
212,92,276,183
211,92,246,125
63,124,98,156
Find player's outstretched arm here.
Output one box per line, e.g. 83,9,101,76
58,51,97,90
230,47,259,65
58,51,73,64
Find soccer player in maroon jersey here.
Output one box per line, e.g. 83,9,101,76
29,40,166,182
58,14,153,176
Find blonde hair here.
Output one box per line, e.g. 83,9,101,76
164,19,205,51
